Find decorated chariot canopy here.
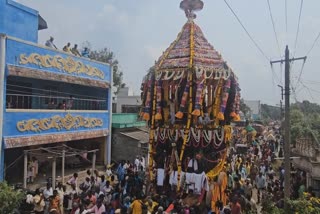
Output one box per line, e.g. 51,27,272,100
140,0,241,191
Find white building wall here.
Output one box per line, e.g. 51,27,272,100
114,87,142,113
244,100,261,119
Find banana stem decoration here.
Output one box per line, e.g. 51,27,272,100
217,79,231,121
142,78,152,121
155,81,163,120
234,90,241,121
175,83,190,119
192,78,204,117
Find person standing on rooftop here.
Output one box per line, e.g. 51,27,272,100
45,36,57,49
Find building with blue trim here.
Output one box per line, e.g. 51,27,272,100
0,0,112,183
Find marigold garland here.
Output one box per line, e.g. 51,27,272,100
177,20,195,192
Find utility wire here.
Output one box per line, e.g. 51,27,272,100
294,59,306,89
293,0,304,56
306,31,320,56
280,62,283,85
267,0,281,56
270,63,281,85
285,0,288,38
222,0,270,61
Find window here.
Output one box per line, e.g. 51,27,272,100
121,105,140,113
312,179,320,191
44,86,58,104
6,80,32,109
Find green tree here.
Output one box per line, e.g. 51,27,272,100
81,42,125,94
261,104,281,121
290,101,320,144
0,182,25,214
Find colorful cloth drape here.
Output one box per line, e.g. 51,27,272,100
217,79,231,121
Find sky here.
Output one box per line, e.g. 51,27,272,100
17,0,320,105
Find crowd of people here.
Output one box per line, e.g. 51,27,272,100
20,122,317,214
45,36,90,58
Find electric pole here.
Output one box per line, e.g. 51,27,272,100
270,45,306,210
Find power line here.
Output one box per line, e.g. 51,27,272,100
280,62,283,85
306,31,320,56
222,0,270,61
285,0,288,38
266,0,281,56
293,58,306,89
270,63,281,85
299,79,320,85
293,0,304,56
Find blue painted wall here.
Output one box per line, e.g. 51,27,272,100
0,0,39,42
0,1,113,181
3,111,109,138
6,38,112,83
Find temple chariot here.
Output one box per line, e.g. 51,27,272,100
140,0,241,210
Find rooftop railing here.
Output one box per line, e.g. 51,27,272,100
6,94,107,111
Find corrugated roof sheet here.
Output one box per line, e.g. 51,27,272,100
120,131,149,143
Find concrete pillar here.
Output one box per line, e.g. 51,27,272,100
23,152,28,188
0,35,7,181
92,152,96,172
107,66,113,164
52,158,56,189
62,150,65,184
306,172,311,188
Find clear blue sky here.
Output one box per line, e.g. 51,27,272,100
18,0,320,105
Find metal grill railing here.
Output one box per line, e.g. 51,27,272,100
6,94,107,111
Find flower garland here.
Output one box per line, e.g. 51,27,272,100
147,74,157,181
191,127,201,142
206,149,227,179
177,20,195,192
203,130,212,143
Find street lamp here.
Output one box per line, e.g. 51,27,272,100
278,85,284,100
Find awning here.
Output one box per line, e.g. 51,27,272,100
120,131,149,143
4,129,109,149
38,14,48,30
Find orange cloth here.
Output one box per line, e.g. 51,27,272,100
130,200,143,214
50,195,60,213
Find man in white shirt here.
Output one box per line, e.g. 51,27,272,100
260,164,266,175
85,198,106,214
56,182,64,214
33,188,45,214
43,183,53,214
134,156,140,172
255,173,266,203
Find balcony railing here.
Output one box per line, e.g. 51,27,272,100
6,94,107,111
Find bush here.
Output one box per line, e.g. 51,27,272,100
261,192,320,214
0,182,25,214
